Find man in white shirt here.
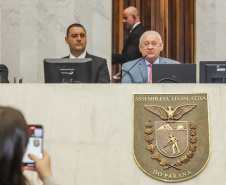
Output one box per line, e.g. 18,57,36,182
64,23,110,83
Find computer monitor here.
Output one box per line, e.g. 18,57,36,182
200,61,226,83
152,64,196,83
44,58,92,83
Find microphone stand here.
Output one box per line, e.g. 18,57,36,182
121,54,148,80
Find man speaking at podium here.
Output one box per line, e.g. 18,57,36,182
64,23,110,83
121,31,180,83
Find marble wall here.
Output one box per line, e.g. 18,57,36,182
0,0,111,83
195,0,226,80
0,84,225,185
1,0,226,83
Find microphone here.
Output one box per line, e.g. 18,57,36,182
121,54,148,80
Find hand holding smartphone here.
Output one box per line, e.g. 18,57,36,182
23,125,43,167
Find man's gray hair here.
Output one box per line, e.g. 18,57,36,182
139,30,163,44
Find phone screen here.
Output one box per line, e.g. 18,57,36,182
22,125,43,166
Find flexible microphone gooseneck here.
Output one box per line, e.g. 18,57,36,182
157,78,179,83
121,54,148,80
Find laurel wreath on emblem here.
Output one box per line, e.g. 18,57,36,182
145,120,197,170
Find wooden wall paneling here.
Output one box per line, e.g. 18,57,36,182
160,0,165,57
119,0,124,53
130,0,135,6
136,0,141,12
164,0,169,58
112,0,119,53
111,0,115,78
171,0,177,60
144,0,152,30
190,0,194,64
155,0,160,33
151,0,156,30
176,0,180,62
179,0,185,63
148,0,152,30
167,0,172,59
111,0,124,80
140,0,146,26
124,0,129,7
184,0,190,63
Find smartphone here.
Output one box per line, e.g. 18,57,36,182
22,125,43,167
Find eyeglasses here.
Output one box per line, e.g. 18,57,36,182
142,42,158,47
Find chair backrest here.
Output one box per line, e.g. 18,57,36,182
0,64,9,83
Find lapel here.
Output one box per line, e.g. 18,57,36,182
138,58,148,83
123,24,142,53
85,52,95,82
85,52,91,58
130,23,142,33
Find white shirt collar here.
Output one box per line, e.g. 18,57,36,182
69,50,87,59
145,57,160,66
130,22,141,32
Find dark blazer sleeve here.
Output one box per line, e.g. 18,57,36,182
86,53,110,83
112,34,140,64
112,24,145,64
96,58,110,83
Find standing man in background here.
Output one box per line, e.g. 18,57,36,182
112,6,145,79
112,6,145,64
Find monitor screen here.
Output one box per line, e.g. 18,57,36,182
200,61,226,83
152,64,196,83
44,58,92,83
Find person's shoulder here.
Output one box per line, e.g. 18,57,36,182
86,53,106,61
132,23,145,34
160,57,180,64
137,23,146,31
122,58,141,68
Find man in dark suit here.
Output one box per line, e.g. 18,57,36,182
112,6,145,64
64,23,110,83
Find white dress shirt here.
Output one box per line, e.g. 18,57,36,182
69,50,87,59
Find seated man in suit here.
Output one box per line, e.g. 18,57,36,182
122,30,180,83
64,23,110,83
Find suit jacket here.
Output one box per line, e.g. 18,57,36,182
112,23,145,64
63,52,110,83
122,57,180,83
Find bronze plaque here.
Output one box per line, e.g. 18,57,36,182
133,94,210,182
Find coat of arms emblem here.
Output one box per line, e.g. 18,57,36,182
133,94,210,182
